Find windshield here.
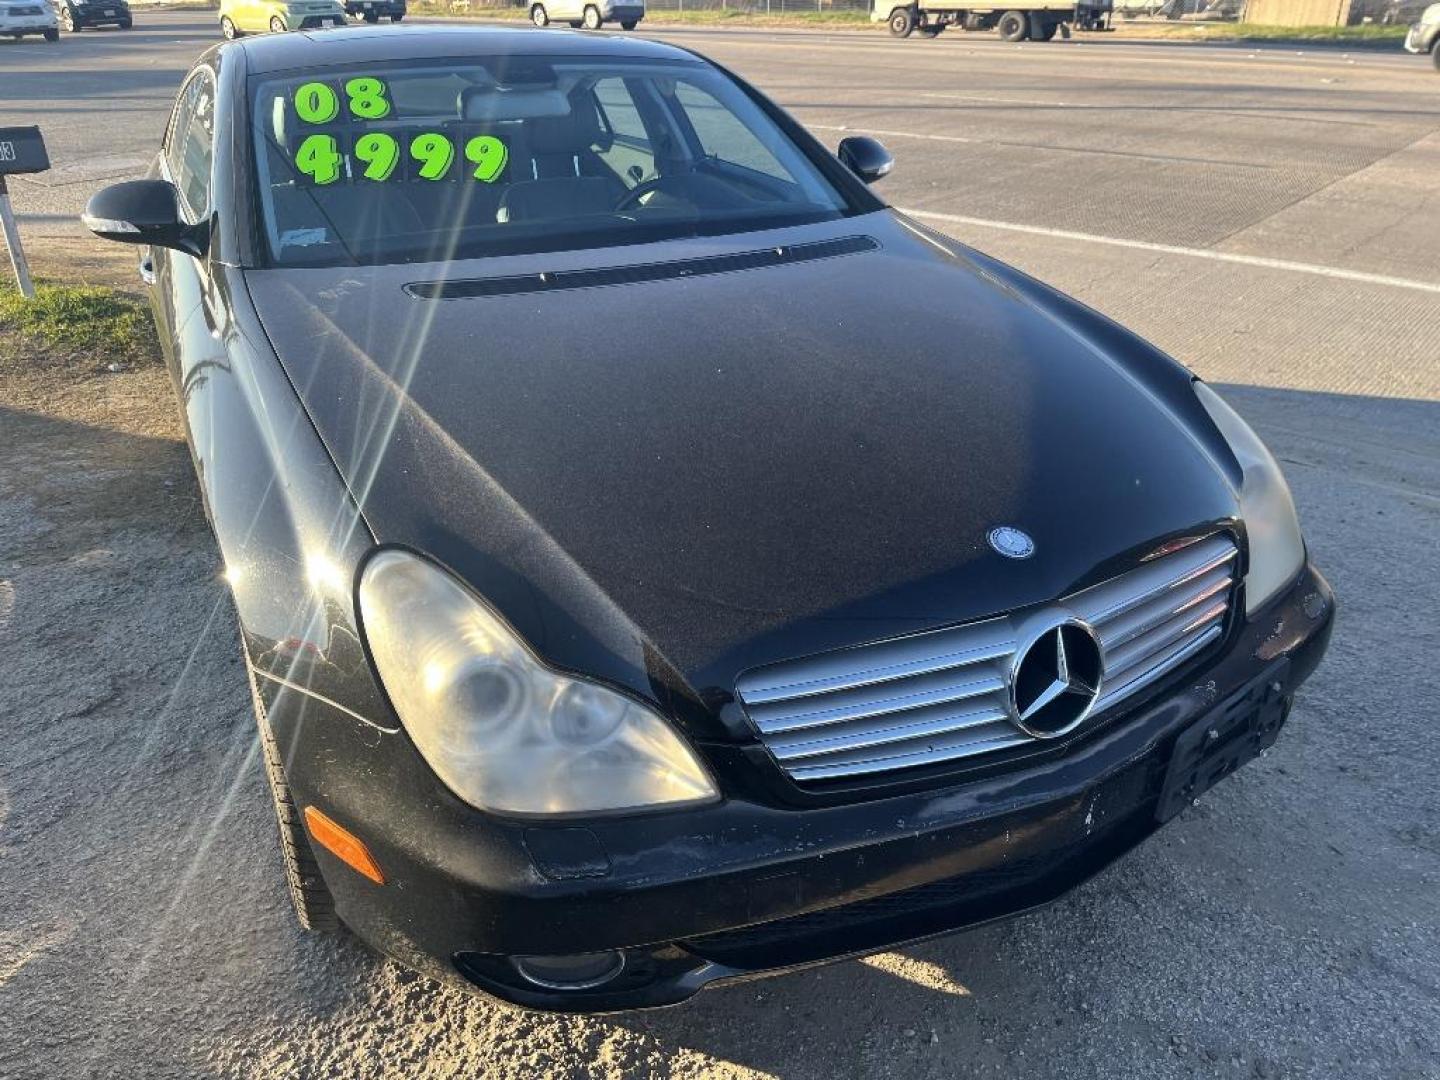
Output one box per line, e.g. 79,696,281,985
249,56,857,267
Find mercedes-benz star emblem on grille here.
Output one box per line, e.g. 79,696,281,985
987,526,1035,559
1009,618,1104,739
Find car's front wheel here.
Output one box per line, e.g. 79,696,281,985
43,26,59,39
389,12,402,19
269,14,286,31
581,4,601,28
620,18,637,28
118,16,132,26
220,14,240,36
530,2,548,24
248,665,338,933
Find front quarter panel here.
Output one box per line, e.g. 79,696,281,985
181,264,390,727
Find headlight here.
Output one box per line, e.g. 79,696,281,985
359,550,718,817
1193,382,1305,615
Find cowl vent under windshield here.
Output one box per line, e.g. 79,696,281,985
405,235,880,300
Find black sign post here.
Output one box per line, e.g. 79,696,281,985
0,126,51,300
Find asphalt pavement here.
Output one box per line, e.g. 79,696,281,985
0,13,1437,1080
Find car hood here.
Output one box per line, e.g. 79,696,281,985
245,211,1239,736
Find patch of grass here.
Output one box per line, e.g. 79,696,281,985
0,280,159,370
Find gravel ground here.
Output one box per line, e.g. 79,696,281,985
2,23,1439,1079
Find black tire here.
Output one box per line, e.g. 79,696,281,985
917,22,943,35
269,14,285,31
363,9,378,20
581,4,601,28
620,18,637,28
997,9,1028,40
248,664,339,932
60,8,76,30
43,26,59,39
568,19,581,26
220,14,240,36
530,2,548,24
887,5,915,35
1433,41,1440,72
389,12,402,19
118,16,132,27
1029,14,1057,39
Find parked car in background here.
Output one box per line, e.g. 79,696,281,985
529,0,644,30
344,0,404,22
0,0,59,40
1404,1,1440,65
58,0,132,30
220,0,347,35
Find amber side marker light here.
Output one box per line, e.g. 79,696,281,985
304,805,386,885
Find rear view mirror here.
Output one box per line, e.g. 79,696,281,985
82,179,209,257
838,136,893,184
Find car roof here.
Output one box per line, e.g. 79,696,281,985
233,24,702,76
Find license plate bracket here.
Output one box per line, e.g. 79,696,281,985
1155,662,1290,823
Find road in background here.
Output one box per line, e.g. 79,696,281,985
1,15,1437,1080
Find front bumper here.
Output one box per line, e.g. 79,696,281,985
261,562,1333,1013
69,6,129,23
1404,22,1438,53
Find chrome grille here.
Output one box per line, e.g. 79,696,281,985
736,534,1238,785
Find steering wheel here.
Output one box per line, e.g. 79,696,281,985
614,174,687,212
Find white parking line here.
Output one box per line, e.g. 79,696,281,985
900,208,1440,296
812,123,973,144
813,121,1270,169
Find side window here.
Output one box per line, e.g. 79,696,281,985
591,77,655,188
674,81,787,181
167,73,216,220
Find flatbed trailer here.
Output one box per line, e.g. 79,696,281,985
874,0,1112,39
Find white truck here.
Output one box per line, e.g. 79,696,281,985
874,0,1112,39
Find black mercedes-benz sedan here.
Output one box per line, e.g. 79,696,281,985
83,25,1333,1012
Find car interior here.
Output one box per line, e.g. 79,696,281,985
255,63,847,264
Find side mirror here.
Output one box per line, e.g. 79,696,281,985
838,136,893,184
82,179,209,258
